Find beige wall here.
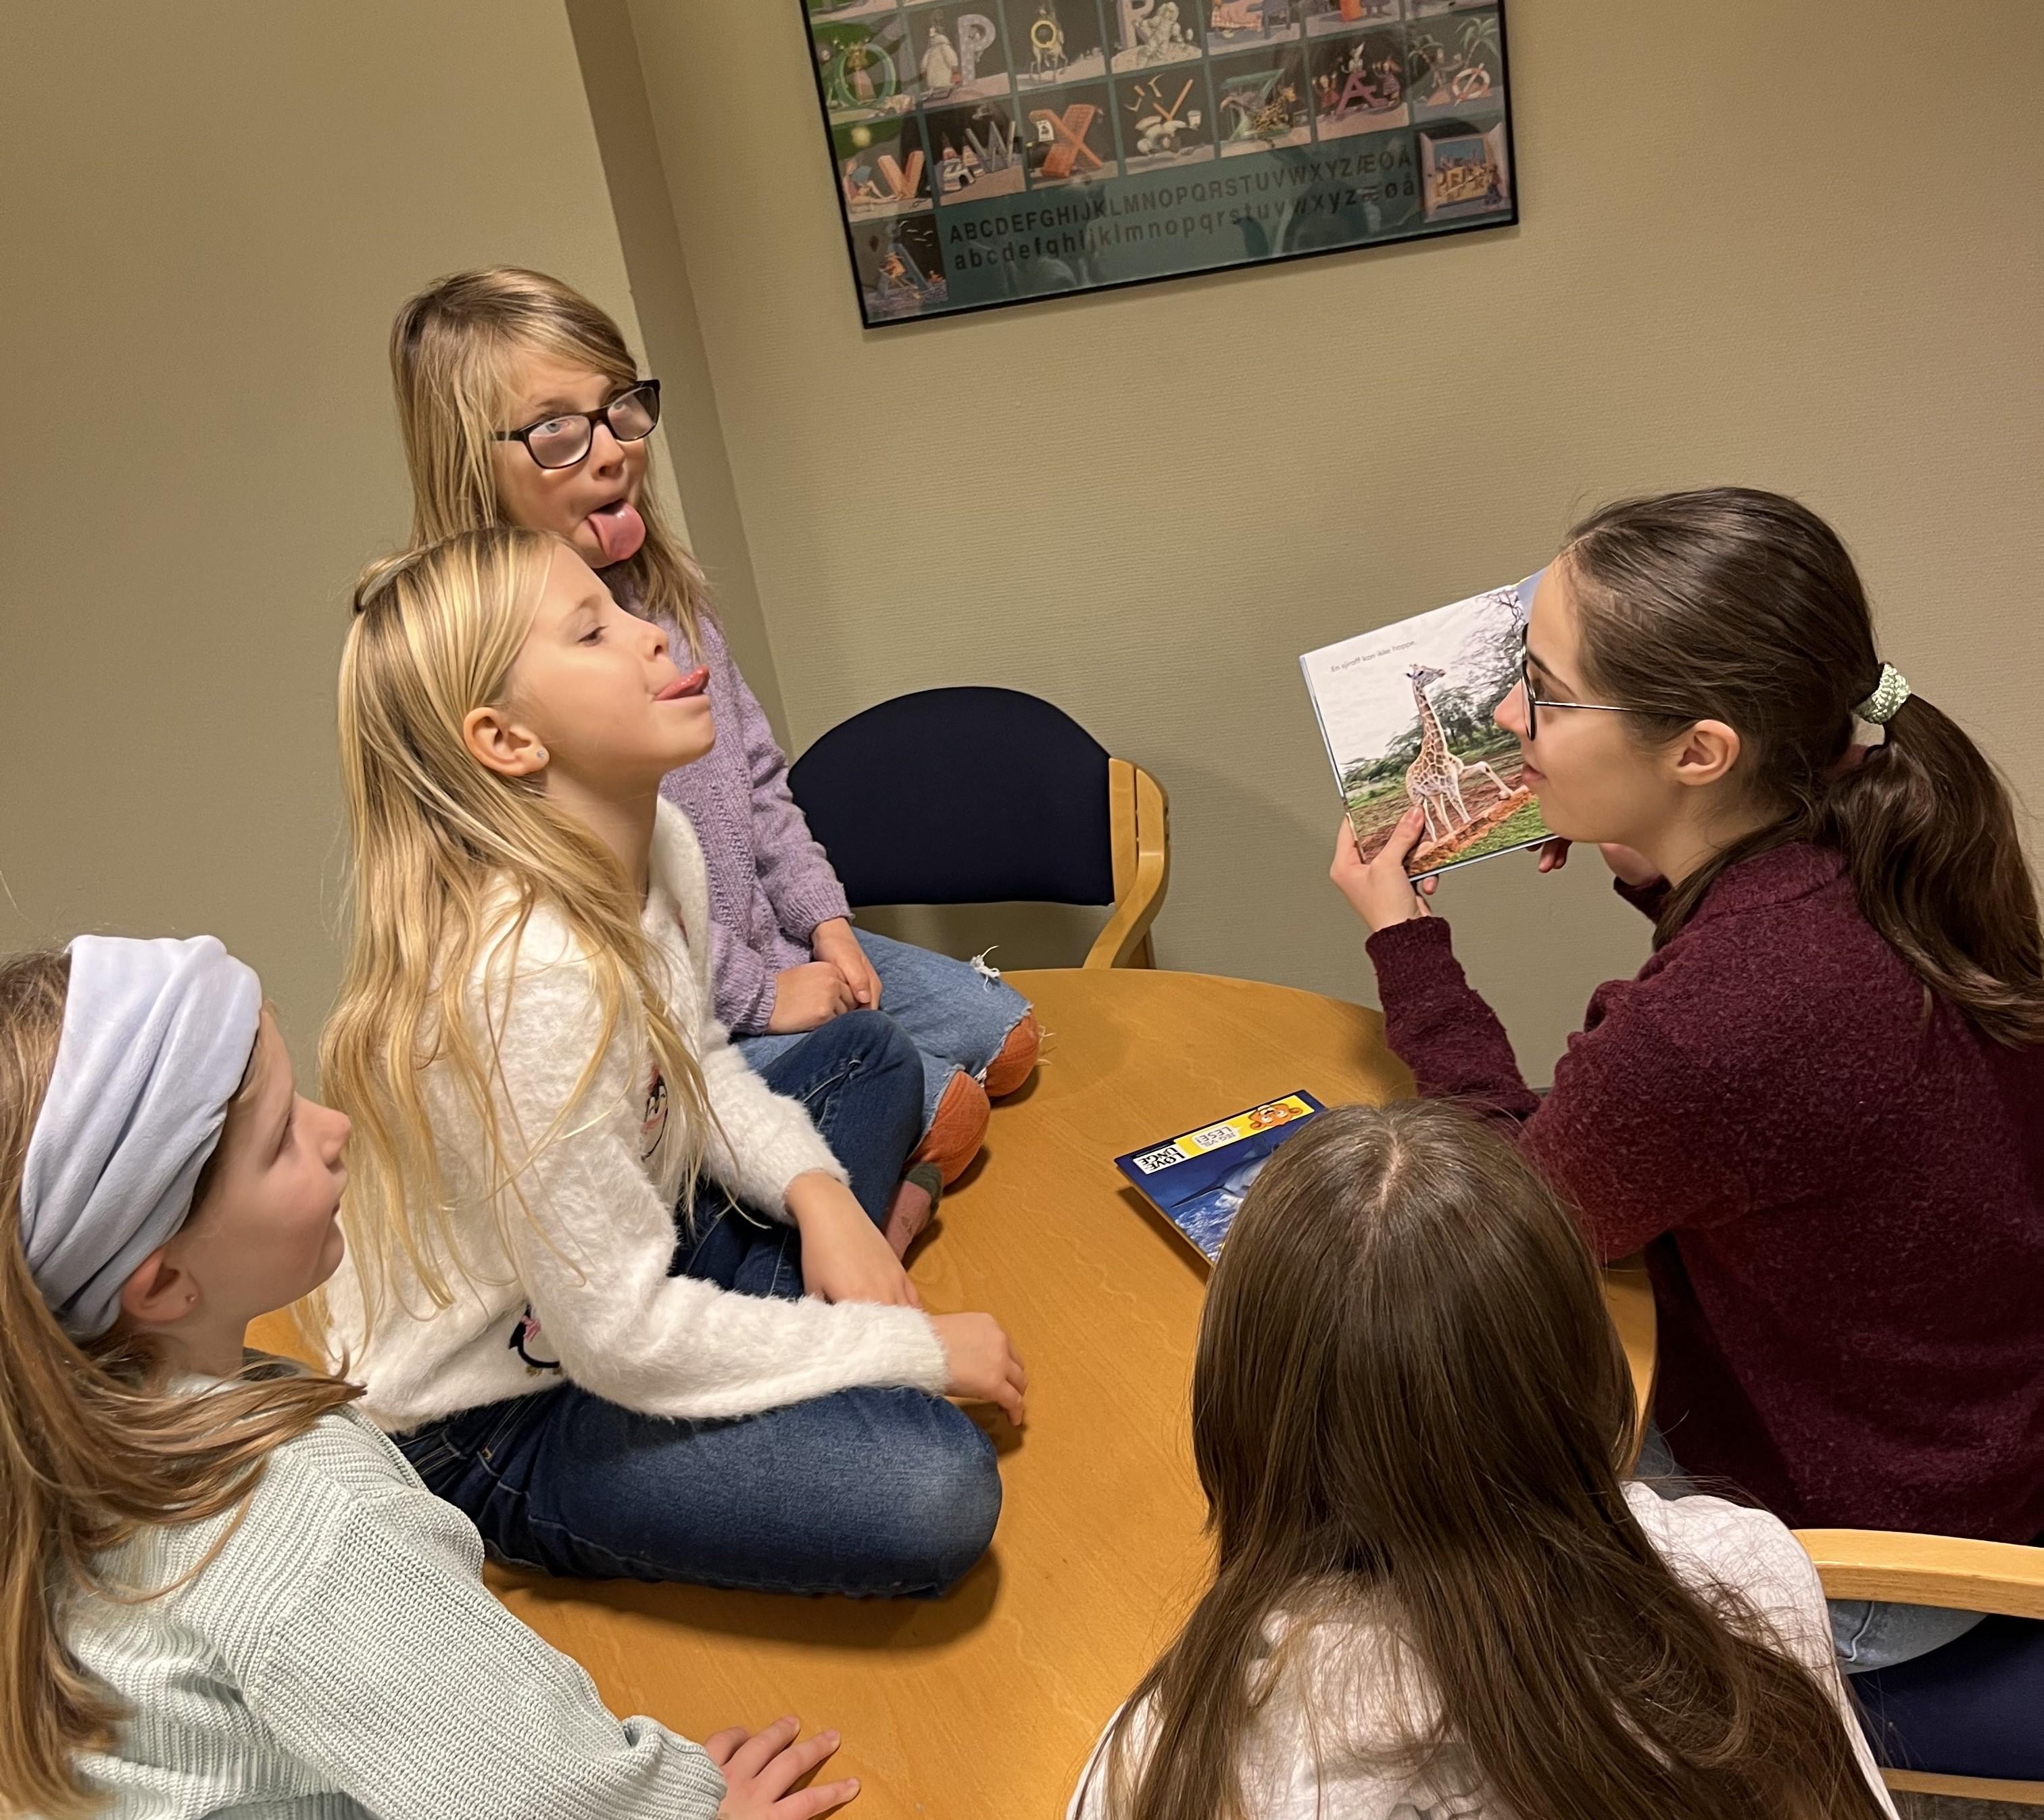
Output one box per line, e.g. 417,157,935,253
0,1,698,1068
615,0,2043,1077
565,0,789,740
5,3,2037,1091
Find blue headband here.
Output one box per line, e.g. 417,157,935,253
18,935,262,1340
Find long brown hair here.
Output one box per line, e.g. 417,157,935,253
0,950,359,1819
389,265,709,652
1096,1100,1885,1820
1563,486,2043,1046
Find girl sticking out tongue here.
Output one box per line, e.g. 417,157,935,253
389,268,1042,1256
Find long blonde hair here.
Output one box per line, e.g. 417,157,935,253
319,526,714,1335
390,265,709,652
0,950,359,1819
1096,1101,1885,1820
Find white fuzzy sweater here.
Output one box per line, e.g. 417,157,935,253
1069,1485,1897,1820
326,802,948,1431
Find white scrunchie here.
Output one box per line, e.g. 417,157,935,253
1857,663,1911,726
18,935,262,1339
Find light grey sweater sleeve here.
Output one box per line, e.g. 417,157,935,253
242,1469,729,1820
73,1407,729,1818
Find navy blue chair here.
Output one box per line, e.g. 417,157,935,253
1797,1526,2044,1802
786,687,1169,968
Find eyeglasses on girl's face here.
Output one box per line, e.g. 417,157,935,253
1517,639,1632,742
495,379,662,471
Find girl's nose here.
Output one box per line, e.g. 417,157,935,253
589,422,625,469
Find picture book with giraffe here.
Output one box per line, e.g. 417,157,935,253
1300,576,1549,881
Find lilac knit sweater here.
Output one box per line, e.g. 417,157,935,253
631,597,850,1033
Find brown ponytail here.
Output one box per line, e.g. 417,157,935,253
1563,487,2043,1047
1821,693,2043,1044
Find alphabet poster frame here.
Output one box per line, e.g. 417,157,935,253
802,0,1517,326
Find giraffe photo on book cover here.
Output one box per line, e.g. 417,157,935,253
1300,580,1553,881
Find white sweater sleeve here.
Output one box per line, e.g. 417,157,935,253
477,950,947,1421
249,1477,727,1820
1067,1702,1134,1820
694,1002,847,1216
1643,1492,1900,1819
1711,1517,1901,1817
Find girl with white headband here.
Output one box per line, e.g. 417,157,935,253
1332,489,2043,1767
0,937,857,1819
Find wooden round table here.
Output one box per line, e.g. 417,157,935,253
432,968,1653,1820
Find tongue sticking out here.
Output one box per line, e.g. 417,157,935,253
587,500,646,566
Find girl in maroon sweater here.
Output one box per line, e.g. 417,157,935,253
1332,491,2043,1709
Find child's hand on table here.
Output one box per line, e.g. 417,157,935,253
786,1173,921,1308
767,962,856,1033
1330,812,1437,933
929,1312,1027,1426
706,1717,858,1820
811,918,882,1010
783,1176,1026,1425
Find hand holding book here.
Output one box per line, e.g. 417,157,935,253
1330,811,1438,933
1300,582,1551,885
1334,816,1670,931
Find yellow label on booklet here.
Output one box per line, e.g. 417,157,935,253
1127,1095,1315,1174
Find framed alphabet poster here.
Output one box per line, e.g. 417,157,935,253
803,0,1515,326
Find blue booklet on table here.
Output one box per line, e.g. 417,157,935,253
1115,1091,1326,1264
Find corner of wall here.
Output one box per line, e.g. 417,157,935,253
562,0,792,745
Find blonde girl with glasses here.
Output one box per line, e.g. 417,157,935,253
0,937,855,1820
318,527,1021,1599
389,268,1040,1253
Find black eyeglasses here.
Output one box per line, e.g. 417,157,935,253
494,379,661,470
1519,641,1631,741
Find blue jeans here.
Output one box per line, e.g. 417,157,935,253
396,1011,1001,1596
1634,1423,1986,1673
737,929,1031,1132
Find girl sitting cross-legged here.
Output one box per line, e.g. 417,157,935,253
318,526,1023,1598
388,266,1041,1248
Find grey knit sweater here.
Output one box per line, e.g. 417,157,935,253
67,1390,727,1818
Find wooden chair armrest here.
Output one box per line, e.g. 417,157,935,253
1795,1528,2044,1620
1086,760,1170,968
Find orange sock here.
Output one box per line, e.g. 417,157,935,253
912,1071,990,1186
982,1011,1040,1100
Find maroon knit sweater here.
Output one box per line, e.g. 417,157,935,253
1365,843,2044,1541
